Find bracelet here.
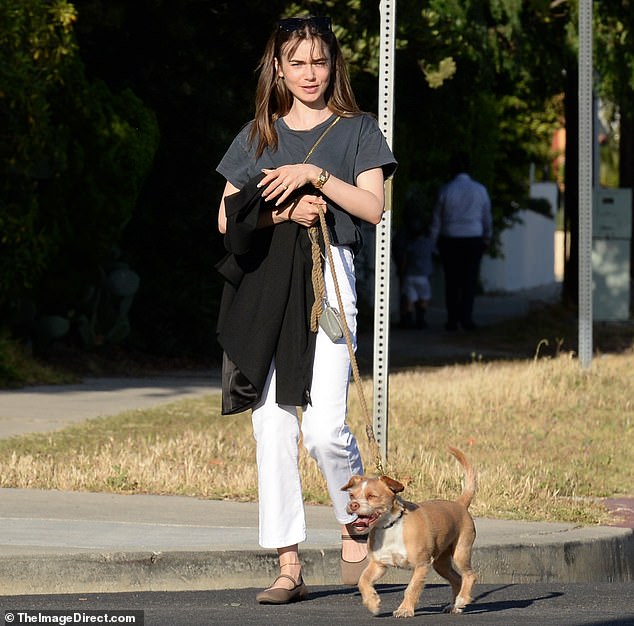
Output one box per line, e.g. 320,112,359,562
314,169,330,189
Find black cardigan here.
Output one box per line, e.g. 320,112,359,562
216,175,317,415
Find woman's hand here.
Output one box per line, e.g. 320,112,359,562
273,194,326,228
218,177,326,234
259,165,320,206
258,163,387,226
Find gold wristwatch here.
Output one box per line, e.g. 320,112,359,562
314,169,330,189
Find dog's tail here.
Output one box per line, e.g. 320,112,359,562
449,446,477,509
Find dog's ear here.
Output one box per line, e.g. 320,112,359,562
380,475,405,494
341,475,363,491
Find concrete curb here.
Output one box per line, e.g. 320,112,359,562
2,528,632,596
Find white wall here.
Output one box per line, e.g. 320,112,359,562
481,209,556,292
480,182,558,293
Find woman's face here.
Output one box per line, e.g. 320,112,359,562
277,38,331,107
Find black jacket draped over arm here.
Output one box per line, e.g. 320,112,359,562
216,174,317,415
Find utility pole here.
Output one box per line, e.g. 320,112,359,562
373,0,397,460
578,0,593,369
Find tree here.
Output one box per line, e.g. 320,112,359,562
0,0,159,347
378,0,570,235
0,0,79,306
69,0,290,356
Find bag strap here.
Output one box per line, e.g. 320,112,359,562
303,115,341,164
302,116,340,328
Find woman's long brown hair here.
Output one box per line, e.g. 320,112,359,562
248,20,362,158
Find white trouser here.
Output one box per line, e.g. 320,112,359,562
251,245,364,549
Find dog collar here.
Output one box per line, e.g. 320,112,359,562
381,509,404,530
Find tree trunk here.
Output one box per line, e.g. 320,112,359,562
563,63,579,305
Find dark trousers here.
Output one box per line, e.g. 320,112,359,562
437,236,485,327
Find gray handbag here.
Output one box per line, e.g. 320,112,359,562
319,302,344,342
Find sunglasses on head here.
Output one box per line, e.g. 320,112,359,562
278,16,332,34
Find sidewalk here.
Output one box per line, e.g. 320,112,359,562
0,372,220,438
0,488,632,595
0,283,633,595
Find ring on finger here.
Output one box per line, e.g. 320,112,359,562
283,184,289,190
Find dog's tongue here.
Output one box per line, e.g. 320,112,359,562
352,515,374,530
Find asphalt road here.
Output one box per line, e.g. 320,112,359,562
2,583,634,625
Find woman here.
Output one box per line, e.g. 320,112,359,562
216,15,396,604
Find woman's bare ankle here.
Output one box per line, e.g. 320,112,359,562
269,547,302,589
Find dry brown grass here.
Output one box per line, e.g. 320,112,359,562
360,353,634,523
1,351,633,524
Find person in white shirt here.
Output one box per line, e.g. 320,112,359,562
430,152,492,330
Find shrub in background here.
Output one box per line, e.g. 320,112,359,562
0,0,159,352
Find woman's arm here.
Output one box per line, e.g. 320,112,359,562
217,180,239,234
258,164,386,225
217,179,327,234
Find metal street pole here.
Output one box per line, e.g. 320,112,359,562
373,0,396,461
578,0,593,369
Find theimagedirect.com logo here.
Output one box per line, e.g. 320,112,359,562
4,611,143,625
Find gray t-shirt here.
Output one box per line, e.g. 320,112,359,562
217,113,397,252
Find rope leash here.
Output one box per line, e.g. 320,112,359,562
309,207,385,476
297,113,384,475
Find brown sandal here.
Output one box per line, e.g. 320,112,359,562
255,574,309,604
340,534,369,585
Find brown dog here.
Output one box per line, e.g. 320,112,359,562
341,446,477,618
